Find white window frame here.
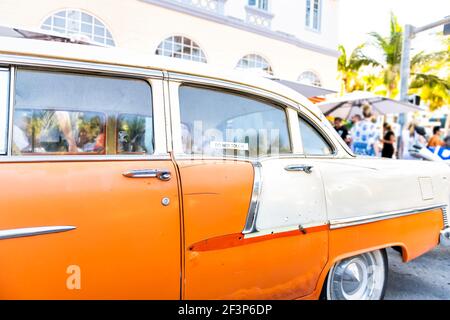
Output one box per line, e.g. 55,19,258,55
155,35,207,63
236,54,274,76
41,9,115,47
248,0,269,11
305,0,322,32
298,70,322,87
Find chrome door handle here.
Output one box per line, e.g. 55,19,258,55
285,164,314,174
123,169,172,181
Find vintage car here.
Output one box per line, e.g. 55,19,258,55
0,36,449,300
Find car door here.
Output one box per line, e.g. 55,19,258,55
169,81,328,299
0,66,180,299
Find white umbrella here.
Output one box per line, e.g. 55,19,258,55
273,79,337,98
317,91,423,119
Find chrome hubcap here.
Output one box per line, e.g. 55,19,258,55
327,251,386,300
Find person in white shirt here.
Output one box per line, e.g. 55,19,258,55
350,104,380,156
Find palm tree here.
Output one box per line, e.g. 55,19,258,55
409,37,450,110
362,13,449,109
367,12,403,98
337,44,379,95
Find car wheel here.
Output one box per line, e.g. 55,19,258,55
324,249,388,300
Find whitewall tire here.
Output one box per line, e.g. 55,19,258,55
324,249,388,300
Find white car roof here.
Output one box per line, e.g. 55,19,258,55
0,36,324,119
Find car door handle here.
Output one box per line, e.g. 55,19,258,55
285,164,314,174
123,169,172,181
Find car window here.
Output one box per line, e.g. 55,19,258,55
298,116,332,156
13,69,153,155
179,85,291,158
0,69,9,155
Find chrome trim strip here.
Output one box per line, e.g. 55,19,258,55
0,226,76,240
0,54,163,79
329,204,447,230
242,162,263,234
6,66,14,156
243,222,328,239
442,206,449,228
0,154,171,163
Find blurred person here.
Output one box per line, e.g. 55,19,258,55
347,114,362,147
427,126,445,148
333,117,350,144
350,104,380,156
381,124,395,158
400,122,416,160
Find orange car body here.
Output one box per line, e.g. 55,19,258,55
0,37,448,299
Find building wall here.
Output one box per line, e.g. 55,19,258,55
0,0,340,89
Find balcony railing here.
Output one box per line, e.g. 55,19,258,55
173,0,227,14
245,5,274,28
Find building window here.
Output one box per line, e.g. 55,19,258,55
41,9,115,46
248,0,269,11
298,71,322,87
236,54,273,76
305,0,321,31
155,36,207,63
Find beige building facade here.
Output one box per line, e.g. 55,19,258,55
0,0,340,89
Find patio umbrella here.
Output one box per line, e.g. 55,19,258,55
316,91,423,119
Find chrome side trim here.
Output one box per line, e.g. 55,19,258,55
242,162,263,234
243,222,327,239
329,204,447,230
0,154,171,163
0,226,76,240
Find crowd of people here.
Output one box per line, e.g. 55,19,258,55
332,104,449,159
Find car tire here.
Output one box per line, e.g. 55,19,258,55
322,249,388,300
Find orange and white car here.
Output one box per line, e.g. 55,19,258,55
0,36,449,300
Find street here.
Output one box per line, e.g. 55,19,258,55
385,246,450,300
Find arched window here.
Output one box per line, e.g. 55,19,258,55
155,36,207,63
236,54,273,75
298,71,322,87
41,9,115,46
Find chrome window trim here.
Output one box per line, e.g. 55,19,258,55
168,72,302,113
0,67,10,155
329,204,447,230
297,111,339,158
1,55,170,161
0,54,163,79
170,78,300,158
6,66,14,156
242,161,263,234
0,226,76,240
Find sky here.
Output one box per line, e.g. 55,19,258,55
338,0,450,54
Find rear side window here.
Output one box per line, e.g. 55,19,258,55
179,85,291,158
13,70,153,155
298,116,332,156
0,69,9,155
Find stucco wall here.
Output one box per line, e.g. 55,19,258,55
0,0,339,89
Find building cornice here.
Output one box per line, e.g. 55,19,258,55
139,0,340,58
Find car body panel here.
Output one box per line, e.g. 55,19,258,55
0,160,180,299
